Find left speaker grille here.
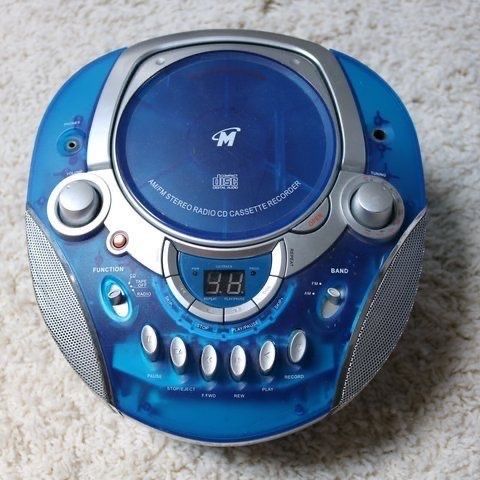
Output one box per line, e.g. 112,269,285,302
25,210,110,401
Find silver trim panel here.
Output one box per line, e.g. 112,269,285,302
292,198,330,233
252,276,282,309
97,169,165,275
270,241,287,277
65,31,378,275
108,42,342,248
189,301,223,323
86,29,366,251
52,169,405,280
166,276,194,309
224,301,259,323
162,240,179,277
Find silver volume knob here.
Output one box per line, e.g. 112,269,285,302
350,182,394,229
57,180,100,227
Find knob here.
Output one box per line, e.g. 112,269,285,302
57,180,100,227
350,182,394,229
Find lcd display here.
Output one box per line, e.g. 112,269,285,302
204,270,245,296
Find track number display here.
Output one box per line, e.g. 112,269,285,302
204,270,245,296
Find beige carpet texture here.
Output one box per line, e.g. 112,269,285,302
1,1,479,479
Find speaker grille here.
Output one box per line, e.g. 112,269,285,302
337,209,427,407
25,210,110,401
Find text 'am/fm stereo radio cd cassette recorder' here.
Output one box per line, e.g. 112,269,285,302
25,30,427,445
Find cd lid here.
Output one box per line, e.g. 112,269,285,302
114,50,337,242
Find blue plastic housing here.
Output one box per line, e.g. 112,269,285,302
26,47,426,444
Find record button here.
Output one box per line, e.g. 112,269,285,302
288,330,307,364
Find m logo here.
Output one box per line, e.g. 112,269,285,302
211,127,241,147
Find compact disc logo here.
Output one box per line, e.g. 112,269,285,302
212,127,241,147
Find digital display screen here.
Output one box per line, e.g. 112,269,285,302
204,270,245,296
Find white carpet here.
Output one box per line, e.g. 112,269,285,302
1,1,479,478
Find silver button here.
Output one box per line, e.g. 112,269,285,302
162,240,178,277
270,241,287,277
351,182,394,229
170,336,187,372
141,325,158,361
230,345,247,380
259,340,276,374
224,301,258,323
292,198,330,233
166,275,194,309
189,301,223,323
57,180,100,227
252,276,282,310
288,330,307,364
200,345,217,380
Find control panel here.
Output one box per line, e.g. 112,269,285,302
162,240,287,322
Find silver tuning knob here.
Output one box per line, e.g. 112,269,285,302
350,182,394,229
57,180,100,227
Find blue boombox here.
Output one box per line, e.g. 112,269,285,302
25,30,427,445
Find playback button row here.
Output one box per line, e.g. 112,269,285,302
140,325,307,381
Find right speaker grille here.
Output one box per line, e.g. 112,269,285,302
337,209,427,407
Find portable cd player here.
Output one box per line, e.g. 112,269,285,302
25,30,427,445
